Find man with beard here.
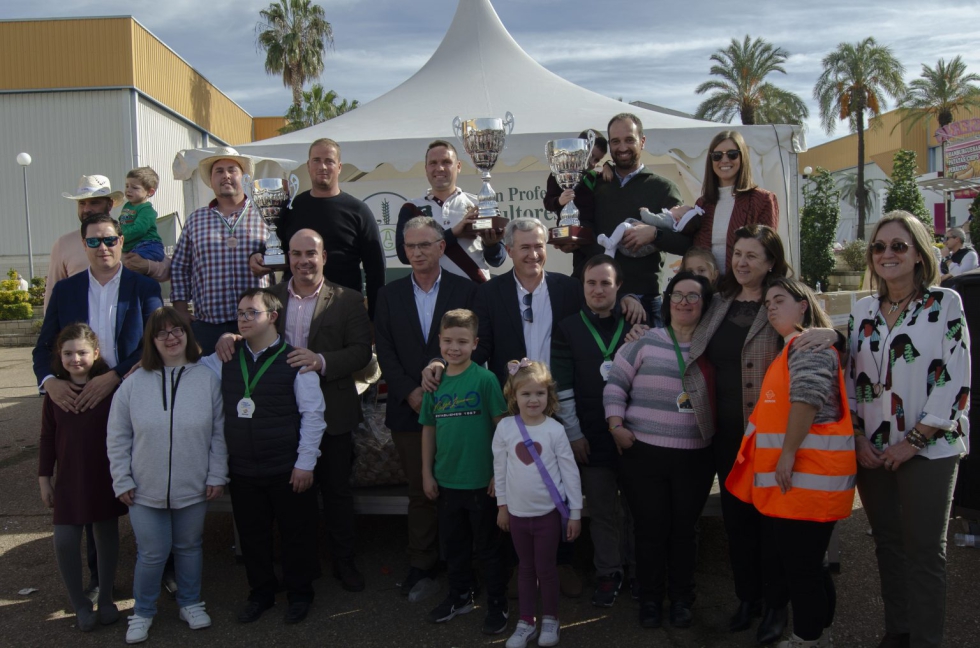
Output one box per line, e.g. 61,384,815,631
587,113,687,326
250,138,386,319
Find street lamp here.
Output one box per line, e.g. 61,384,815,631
16,152,34,282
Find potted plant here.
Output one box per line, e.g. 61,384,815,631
828,239,867,291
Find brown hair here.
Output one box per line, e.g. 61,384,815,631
701,130,757,204
80,214,122,238
426,139,458,160
309,138,341,161
718,224,790,298
141,307,202,370
503,360,559,417
126,166,160,191
607,113,643,138
440,308,479,337
764,277,833,331
866,211,939,300
582,254,624,286
51,323,111,380
681,247,719,279
238,288,283,317
579,129,609,155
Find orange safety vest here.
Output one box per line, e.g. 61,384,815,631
725,337,857,523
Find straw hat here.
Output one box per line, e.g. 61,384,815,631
197,146,255,189
352,354,382,395
62,175,124,206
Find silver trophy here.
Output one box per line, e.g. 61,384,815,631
452,112,515,230
546,132,596,244
249,175,298,268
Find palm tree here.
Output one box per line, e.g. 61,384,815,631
694,35,809,126
257,0,334,112
814,38,906,239
836,171,884,218
896,56,980,133
279,84,359,134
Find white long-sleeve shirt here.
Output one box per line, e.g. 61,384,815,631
492,416,582,519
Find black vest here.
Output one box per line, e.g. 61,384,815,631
222,338,303,477
556,308,627,469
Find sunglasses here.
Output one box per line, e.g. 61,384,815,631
85,236,121,248
710,150,741,162
868,241,910,255
522,293,533,323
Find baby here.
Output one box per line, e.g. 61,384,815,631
597,204,704,258
119,167,164,261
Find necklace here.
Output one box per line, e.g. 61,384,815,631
885,290,916,314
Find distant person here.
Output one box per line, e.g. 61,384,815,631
681,247,720,285
16,272,29,291
940,227,977,284
119,167,165,262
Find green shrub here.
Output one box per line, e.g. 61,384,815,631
800,168,841,289
0,291,29,306
970,194,980,246
841,240,868,272
0,303,32,320
0,280,18,291
884,149,932,230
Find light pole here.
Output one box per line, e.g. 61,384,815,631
16,152,34,282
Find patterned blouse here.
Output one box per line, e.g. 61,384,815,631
846,287,971,460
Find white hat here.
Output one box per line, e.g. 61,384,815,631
62,175,124,206
353,354,382,395
198,146,255,189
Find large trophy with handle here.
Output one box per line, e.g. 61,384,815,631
546,131,596,245
248,174,300,269
452,112,514,234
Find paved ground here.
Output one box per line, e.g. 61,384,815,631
1,346,978,647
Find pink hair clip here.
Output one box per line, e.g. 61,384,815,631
507,358,532,375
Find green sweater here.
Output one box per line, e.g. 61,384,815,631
589,168,686,296
119,201,161,252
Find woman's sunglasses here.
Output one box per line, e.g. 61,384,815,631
710,150,741,162
868,241,910,255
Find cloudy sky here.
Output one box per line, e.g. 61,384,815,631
5,0,980,146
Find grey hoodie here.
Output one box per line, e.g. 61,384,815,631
107,362,228,509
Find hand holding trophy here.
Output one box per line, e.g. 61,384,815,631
248,174,298,269
452,112,514,234
547,131,596,245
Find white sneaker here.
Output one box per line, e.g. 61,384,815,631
126,615,153,644
538,615,560,646
179,602,212,630
505,620,539,648
776,634,821,648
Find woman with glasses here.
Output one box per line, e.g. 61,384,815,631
603,271,716,630
691,131,779,277
107,307,228,644
847,211,970,648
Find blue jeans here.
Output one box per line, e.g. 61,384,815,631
641,293,664,328
129,502,208,617
129,239,165,262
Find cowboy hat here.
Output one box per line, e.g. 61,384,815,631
62,175,124,206
197,146,255,189
352,354,382,395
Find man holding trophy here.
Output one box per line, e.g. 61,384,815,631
171,147,271,354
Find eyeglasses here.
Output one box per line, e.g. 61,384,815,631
522,293,533,323
868,241,910,255
155,327,185,341
404,240,440,252
944,236,958,241
85,236,120,248
237,309,271,321
668,292,702,305
710,150,741,162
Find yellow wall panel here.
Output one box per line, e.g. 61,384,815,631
253,117,288,141
800,110,930,176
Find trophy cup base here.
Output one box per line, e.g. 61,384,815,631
461,216,509,237
263,253,288,269
549,225,594,246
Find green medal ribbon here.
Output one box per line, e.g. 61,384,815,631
579,311,626,361
666,326,687,376
239,343,288,399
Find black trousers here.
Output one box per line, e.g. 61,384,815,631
316,431,356,561
229,471,319,604
620,442,715,604
767,517,836,641
438,486,508,600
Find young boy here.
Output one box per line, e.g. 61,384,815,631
199,288,326,625
420,309,510,634
120,167,165,261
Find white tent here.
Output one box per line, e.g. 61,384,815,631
174,0,806,272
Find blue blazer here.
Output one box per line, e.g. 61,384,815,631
33,268,163,385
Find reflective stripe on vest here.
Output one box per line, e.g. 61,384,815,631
754,472,857,492
755,432,855,452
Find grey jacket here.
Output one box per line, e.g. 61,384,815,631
107,362,228,509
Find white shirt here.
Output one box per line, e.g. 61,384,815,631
711,186,735,275
88,266,122,369
949,248,979,277
516,272,552,367
410,190,491,281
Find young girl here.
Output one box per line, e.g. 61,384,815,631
493,359,583,648
681,247,720,284
38,324,127,632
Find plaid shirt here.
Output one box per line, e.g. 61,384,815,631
171,198,271,323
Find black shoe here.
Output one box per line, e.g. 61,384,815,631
333,558,365,592
729,599,763,632
237,599,274,623
669,600,693,628
427,590,474,623
481,597,509,635
591,572,623,607
399,566,433,597
284,601,310,625
629,576,641,601
639,601,662,629
756,605,787,644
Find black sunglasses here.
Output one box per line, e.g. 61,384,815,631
84,236,121,248
710,150,741,162
869,241,910,255
522,293,533,323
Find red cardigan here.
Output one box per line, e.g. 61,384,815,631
694,188,779,272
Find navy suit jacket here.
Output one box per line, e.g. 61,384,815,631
473,271,583,386
33,268,163,385
375,272,478,432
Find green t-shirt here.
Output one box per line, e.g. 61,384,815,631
418,362,508,490
119,201,162,252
